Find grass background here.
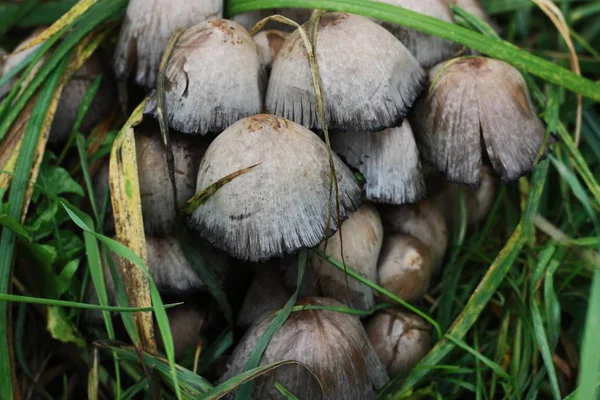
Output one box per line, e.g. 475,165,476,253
0,0,599,399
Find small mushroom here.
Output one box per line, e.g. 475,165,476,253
376,0,461,68
365,309,431,377
113,0,223,88
156,300,209,359
377,234,433,302
331,122,425,204
267,12,426,131
379,200,448,273
253,29,289,70
237,263,292,328
232,8,312,31
311,203,383,309
94,121,209,235
145,19,266,135
431,165,497,229
188,114,362,262
411,57,547,186
222,297,389,399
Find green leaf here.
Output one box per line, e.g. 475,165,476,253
275,382,300,400
227,0,600,101
39,165,84,197
46,305,85,348
0,213,31,241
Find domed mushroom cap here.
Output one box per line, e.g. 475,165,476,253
331,122,425,204
94,123,209,235
189,114,362,262
411,57,547,186
253,29,288,69
379,200,448,274
237,263,292,328
222,297,388,399
311,203,383,309
376,0,461,68
431,165,497,229
113,0,223,88
365,309,431,377
266,12,426,132
146,19,266,135
377,234,433,302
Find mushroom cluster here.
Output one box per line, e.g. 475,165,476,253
54,0,542,393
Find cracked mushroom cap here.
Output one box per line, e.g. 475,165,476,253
253,29,288,69
146,19,266,135
331,122,425,205
377,234,433,302
365,309,431,377
189,114,362,262
222,297,389,399
94,122,209,235
266,12,426,132
376,0,461,68
411,57,547,186
113,0,223,88
378,200,448,274
311,203,383,310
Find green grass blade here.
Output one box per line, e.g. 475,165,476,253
576,268,600,400
227,0,600,101
275,382,300,400
236,250,307,399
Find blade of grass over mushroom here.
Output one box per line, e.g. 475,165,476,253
156,28,184,213
208,360,319,400
312,249,441,338
0,294,181,311
380,159,550,398
108,98,155,353
227,0,600,101
62,203,184,399
275,383,300,400
0,57,67,400
181,165,260,215
236,250,307,400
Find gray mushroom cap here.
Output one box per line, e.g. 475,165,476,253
222,297,389,399
411,57,547,186
189,114,362,262
378,200,448,274
311,203,383,310
113,0,223,88
376,0,461,68
266,12,426,132
365,309,431,377
146,19,266,135
331,122,425,204
377,233,433,302
253,29,288,69
94,123,209,235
